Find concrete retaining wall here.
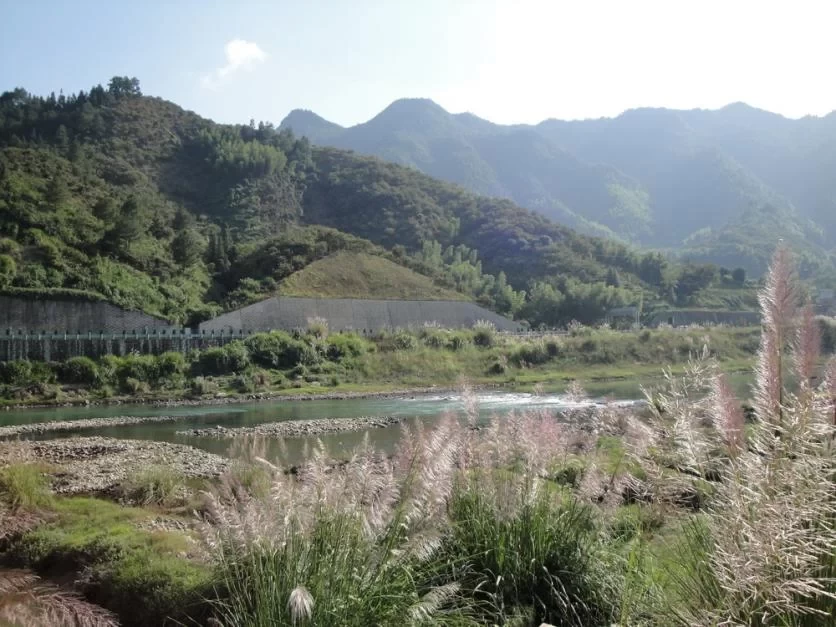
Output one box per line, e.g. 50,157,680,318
199,297,521,333
0,296,170,333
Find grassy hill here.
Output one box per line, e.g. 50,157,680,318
281,99,836,278
278,251,465,300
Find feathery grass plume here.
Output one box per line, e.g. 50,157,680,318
287,585,314,625
0,568,119,627
711,373,745,455
827,358,836,427
641,348,715,480
654,245,836,625
754,243,799,424
794,304,820,397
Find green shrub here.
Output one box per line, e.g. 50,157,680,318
98,354,121,385
545,339,562,357
198,343,250,375
487,359,507,375
510,341,551,366
392,330,417,351
189,376,217,397
325,333,370,361
232,373,255,393
156,351,186,379
472,322,496,347
420,328,449,348
445,479,618,626
0,360,30,385
0,463,53,510
121,377,149,395
59,356,99,386
117,354,160,385
447,331,472,351
244,331,306,369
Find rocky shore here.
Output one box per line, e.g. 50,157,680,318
0,386,471,411
0,437,229,495
0,414,189,438
178,415,405,439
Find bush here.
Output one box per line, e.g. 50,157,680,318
59,356,99,386
189,376,217,397
157,351,187,379
232,373,255,393
445,478,618,626
117,354,160,385
0,360,34,385
510,341,551,366
0,463,53,510
472,321,496,347
198,343,250,375
447,331,471,351
121,377,149,395
392,330,417,351
325,334,370,361
421,328,449,348
119,466,187,507
244,332,306,369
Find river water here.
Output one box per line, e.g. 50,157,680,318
0,373,754,462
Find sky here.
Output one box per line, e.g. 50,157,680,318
2,0,834,127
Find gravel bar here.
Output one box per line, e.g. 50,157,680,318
178,415,405,439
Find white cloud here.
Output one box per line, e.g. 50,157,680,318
201,39,267,89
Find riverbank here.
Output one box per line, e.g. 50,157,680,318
0,437,229,495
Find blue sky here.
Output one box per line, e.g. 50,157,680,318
2,0,835,127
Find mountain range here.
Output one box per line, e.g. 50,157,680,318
1,78,674,327
280,100,836,276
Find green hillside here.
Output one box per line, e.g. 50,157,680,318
1,78,681,327
278,251,465,300
281,99,836,278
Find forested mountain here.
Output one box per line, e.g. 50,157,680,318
3,78,703,327
281,100,836,277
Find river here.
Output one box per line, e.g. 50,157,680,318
0,373,755,463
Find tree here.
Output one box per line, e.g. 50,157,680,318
605,267,622,288
54,124,69,156
106,195,147,251
92,197,118,225
45,174,70,208
0,254,15,287
107,76,141,98
732,267,746,285
171,228,205,267
676,263,718,302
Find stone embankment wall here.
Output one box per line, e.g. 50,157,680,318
199,296,522,333
0,295,170,333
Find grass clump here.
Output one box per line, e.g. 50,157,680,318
118,466,188,508
0,463,53,511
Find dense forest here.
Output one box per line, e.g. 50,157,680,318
0,78,753,326
282,99,836,279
